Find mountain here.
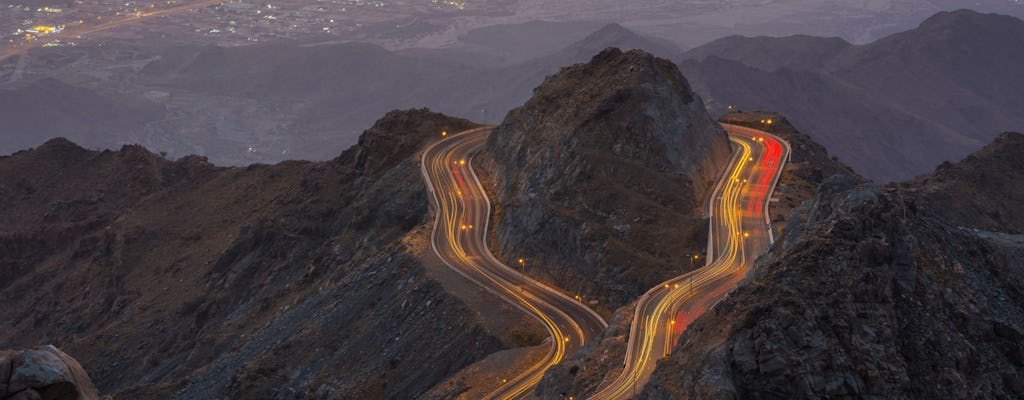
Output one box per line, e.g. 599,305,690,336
454,20,609,64
643,131,1024,399
546,23,680,64
2,23,679,167
679,9,1024,181
0,109,544,399
478,48,732,308
0,77,164,156
685,35,851,72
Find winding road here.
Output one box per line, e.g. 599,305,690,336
589,124,790,399
421,127,608,400
421,123,788,399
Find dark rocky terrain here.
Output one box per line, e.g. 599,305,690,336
643,131,1024,399
679,9,1024,181
0,109,539,399
1,345,99,400
903,132,1024,234
478,48,732,308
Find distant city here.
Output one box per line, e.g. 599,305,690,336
2,0,472,58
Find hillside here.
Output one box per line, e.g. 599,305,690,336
0,109,539,399
478,47,732,309
904,132,1024,234
679,9,1024,181
0,77,164,155
643,131,1024,399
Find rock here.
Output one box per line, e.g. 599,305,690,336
1,345,98,400
479,48,732,307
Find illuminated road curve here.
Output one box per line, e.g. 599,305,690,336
420,127,609,400
589,124,790,400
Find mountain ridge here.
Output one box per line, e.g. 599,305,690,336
678,8,1024,181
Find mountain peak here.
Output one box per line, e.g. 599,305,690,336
480,47,732,305
534,47,701,135
567,24,678,59
919,8,1020,29
586,23,637,41
907,131,1024,234
334,108,477,173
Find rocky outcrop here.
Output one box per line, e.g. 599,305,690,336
1,345,98,400
0,109,512,399
643,132,1024,399
904,132,1024,234
478,48,732,308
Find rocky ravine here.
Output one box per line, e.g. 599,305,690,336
478,48,732,309
643,132,1024,399
0,109,530,399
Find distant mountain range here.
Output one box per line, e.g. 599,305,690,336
678,9,1024,181
2,9,1022,182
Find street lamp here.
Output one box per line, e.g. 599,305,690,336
517,258,525,293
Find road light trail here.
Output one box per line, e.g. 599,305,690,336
589,124,790,400
421,127,608,400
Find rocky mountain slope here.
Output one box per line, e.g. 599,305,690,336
679,9,1024,181
478,48,732,308
903,132,1024,234
0,109,535,399
643,131,1024,399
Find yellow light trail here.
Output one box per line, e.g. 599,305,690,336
590,125,790,399
421,127,607,400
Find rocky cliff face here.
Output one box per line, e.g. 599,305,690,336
478,48,732,307
643,132,1024,399
0,109,516,399
1,345,99,400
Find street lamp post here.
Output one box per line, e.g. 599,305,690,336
517,258,525,293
